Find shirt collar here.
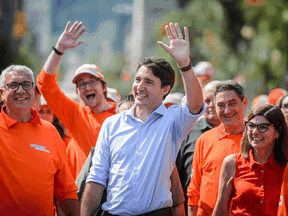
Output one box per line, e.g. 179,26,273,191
127,103,167,118
249,149,279,170
0,106,41,128
217,123,244,140
193,117,213,131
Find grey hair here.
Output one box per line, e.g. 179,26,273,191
214,80,245,101
0,65,34,89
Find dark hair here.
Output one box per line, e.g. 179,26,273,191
278,94,288,109
116,94,134,113
137,57,175,100
52,116,65,139
241,104,288,167
214,80,245,101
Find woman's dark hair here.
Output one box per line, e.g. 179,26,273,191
241,104,288,167
137,57,175,100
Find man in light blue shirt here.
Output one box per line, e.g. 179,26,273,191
81,22,205,216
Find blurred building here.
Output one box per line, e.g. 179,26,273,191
2,0,180,90
0,0,26,72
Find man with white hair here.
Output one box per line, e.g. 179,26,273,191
0,65,79,215
193,61,214,88
176,80,221,212
37,22,116,179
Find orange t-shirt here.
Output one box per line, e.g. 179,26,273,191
232,151,284,216
187,124,242,216
0,107,78,215
37,69,116,179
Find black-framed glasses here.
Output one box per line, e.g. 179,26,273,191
245,121,273,133
77,79,100,90
3,81,34,91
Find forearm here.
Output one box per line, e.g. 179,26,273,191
179,61,203,114
172,203,186,216
187,205,198,216
43,46,63,75
212,202,230,216
81,182,104,216
59,199,80,216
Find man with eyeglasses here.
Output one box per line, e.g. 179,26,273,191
37,22,116,179
187,80,248,216
0,65,79,215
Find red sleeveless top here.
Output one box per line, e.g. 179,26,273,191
231,150,284,216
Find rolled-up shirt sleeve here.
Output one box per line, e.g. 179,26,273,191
86,118,111,187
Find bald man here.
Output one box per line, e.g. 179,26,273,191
176,81,221,212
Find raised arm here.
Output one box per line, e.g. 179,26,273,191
212,154,236,216
157,23,203,114
44,21,85,75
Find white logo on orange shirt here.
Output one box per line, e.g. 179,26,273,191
190,169,194,178
30,144,50,153
279,195,283,206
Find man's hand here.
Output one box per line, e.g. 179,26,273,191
55,21,86,54
157,23,190,68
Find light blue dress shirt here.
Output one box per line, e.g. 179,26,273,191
87,97,205,215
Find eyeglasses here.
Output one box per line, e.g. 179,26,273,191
77,79,100,90
3,81,34,91
245,121,273,133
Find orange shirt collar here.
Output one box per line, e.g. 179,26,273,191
249,149,278,170
1,106,41,128
217,124,244,140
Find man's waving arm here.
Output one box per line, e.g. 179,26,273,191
157,23,203,114
44,21,85,75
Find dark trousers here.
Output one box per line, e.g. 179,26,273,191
101,207,173,216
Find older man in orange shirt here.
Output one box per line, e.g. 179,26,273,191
187,80,248,216
0,65,79,215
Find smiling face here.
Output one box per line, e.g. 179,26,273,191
1,71,35,114
215,89,247,128
247,115,279,152
76,73,106,109
132,66,170,114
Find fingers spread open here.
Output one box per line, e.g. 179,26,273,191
175,23,183,39
65,21,71,32
165,25,173,41
76,28,86,40
69,21,79,32
169,22,178,39
74,22,83,34
184,27,189,42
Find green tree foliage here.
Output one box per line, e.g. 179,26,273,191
153,0,288,98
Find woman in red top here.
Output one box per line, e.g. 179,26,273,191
212,104,288,216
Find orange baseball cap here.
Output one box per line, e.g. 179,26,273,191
72,64,105,84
